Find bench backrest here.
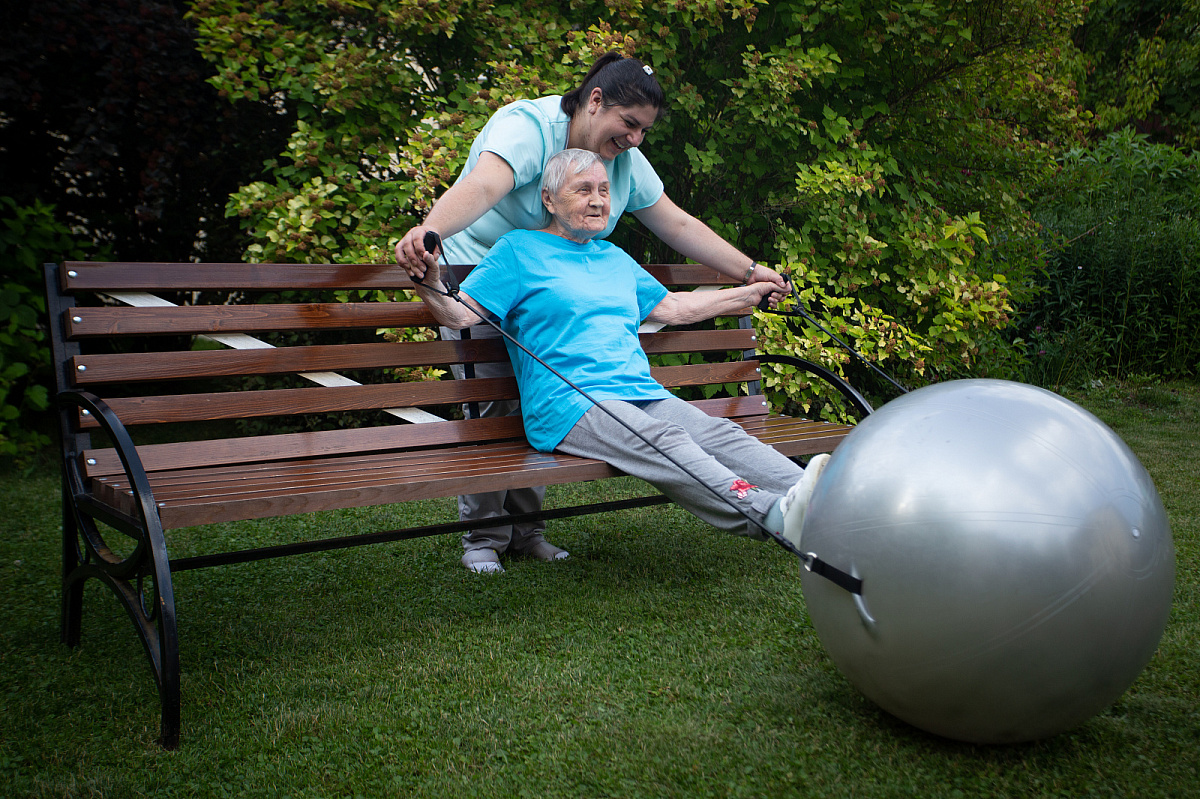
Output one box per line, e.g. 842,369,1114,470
46,262,767,479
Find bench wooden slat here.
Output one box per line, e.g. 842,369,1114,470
65,301,753,340
81,416,527,476
82,396,771,477
61,261,742,292
651,360,762,388
77,362,761,428
123,444,550,500
62,262,415,291
99,451,621,528
71,339,507,384
70,329,757,385
736,416,854,455
77,377,518,428
103,442,545,502
641,328,756,354
63,302,438,338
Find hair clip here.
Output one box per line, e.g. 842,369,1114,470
642,64,654,76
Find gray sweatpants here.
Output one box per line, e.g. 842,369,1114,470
557,397,806,538
442,324,549,554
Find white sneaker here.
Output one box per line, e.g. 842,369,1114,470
513,540,569,562
780,453,830,549
461,549,505,574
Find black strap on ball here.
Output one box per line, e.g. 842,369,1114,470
802,552,863,595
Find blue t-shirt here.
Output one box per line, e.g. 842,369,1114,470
442,96,665,265
461,230,673,451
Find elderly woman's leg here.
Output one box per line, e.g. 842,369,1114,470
557,399,810,537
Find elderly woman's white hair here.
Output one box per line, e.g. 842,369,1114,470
541,148,606,197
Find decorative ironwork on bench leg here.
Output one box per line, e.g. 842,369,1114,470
58,390,182,748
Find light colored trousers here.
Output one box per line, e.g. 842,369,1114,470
558,397,805,538
443,324,548,554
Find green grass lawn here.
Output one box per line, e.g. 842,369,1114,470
2,381,1197,798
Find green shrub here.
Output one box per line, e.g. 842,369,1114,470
0,197,98,467
1022,131,1200,385
193,0,1092,421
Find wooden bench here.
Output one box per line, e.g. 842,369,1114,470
44,259,871,747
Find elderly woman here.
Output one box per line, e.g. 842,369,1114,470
397,53,788,573
404,149,828,572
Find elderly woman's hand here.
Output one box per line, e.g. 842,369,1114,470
746,280,785,310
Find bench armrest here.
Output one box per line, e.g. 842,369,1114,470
754,354,874,418
58,390,165,536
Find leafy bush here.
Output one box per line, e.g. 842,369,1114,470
1022,131,1200,385
0,198,99,466
193,0,1092,418
1073,0,1200,148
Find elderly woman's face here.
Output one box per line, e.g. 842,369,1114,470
543,161,611,242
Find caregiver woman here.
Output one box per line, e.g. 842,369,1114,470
395,52,786,575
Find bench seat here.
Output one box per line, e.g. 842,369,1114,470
85,408,851,529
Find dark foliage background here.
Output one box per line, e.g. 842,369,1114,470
0,0,288,262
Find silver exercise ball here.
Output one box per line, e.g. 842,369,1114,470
799,379,1174,744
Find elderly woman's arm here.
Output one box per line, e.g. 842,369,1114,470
401,260,491,331
645,281,777,327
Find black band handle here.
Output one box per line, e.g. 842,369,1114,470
757,274,791,311
422,230,441,257
418,230,459,294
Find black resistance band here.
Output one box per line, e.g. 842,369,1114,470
757,282,909,396
411,231,862,596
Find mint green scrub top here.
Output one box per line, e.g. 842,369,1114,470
441,95,665,265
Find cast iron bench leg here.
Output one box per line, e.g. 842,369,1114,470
58,392,182,748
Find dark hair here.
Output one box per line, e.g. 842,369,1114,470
560,52,665,121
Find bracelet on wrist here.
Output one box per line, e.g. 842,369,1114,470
742,263,757,285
